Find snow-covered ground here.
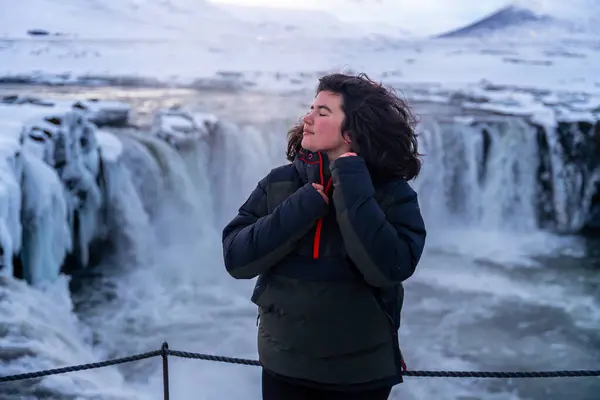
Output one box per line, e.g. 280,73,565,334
1,1,599,130
1,36,599,136
1,0,412,40
1,36,598,92
0,1,599,399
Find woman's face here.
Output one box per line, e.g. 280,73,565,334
301,90,350,157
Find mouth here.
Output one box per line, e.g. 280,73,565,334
303,129,314,135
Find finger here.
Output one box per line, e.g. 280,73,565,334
316,189,329,204
312,183,324,190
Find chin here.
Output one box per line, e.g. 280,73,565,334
301,137,318,152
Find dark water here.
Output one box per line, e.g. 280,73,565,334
398,231,600,400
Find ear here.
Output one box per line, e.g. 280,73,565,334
342,131,352,144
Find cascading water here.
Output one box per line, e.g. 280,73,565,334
0,275,142,400
66,113,275,399
0,92,598,400
0,103,230,398
414,117,486,228
204,120,282,229
537,120,600,233
477,118,540,231
414,114,598,234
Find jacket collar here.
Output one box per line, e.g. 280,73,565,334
293,149,331,186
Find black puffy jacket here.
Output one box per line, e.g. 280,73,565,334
222,150,426,390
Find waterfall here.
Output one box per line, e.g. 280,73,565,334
0,104,246,399
0,96,597,399
0,276,142,400
1,101,597,286
204,121,279,228
537,121,600,232
413,114,599,234
149,107,281,229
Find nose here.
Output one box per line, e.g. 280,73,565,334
302,110,314,125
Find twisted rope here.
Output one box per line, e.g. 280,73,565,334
0,349,161,383
167,349,600,378
167,350,261,366
1,343,599,384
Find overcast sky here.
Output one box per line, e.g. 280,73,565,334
209,0,511,34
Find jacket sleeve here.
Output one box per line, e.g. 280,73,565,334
330,156,426,288
222,175,328,279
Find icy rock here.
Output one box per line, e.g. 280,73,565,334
0,140,23,279
71,98,130,126
0,96,225,287
0,95,131,127
96,129,123,163
1,103,107,282
151,107,217,146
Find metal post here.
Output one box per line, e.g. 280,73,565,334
161,342,170,400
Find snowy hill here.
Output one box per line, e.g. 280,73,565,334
1,0,409,41
1,0,252,40
0,0,599,122
436,6,555,39
436,1,600,39
217,4,412,39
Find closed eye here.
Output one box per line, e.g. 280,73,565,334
310,104,332,116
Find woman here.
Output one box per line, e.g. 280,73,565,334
222,73,426,400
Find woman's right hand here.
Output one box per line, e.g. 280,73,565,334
311,183,329,205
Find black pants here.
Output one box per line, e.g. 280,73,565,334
262,370,392,400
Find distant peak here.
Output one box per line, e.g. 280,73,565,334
509,0,599,21
435,0,599,39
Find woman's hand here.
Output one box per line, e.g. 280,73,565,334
339,152,357,158
311,183,329,205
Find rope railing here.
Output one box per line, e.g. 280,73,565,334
1,342,599,400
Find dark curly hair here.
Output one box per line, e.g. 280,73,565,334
286,72,422,181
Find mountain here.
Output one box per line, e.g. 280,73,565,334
435,1,600,39
1,0,411,41
0,0,250,39
213,4,412,39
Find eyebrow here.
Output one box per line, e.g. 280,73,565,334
310,104,332,113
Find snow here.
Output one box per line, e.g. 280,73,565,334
20,152,72,285
1,95,131,126
0,2,599,398
0,153,22,278
0,275,141,399
0,95,138,286
151,108,218,145
1,0,251,40
0,110,26,279
1,37,599,129
0,0,407,42
216,3,412,39
3,1,600,90
512,0,600,26
438,1,600,39
0,0,598,133
0,93,240,288
96,130,123,162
